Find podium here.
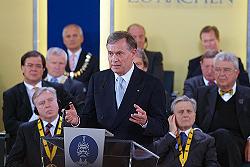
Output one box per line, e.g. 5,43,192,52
40,136,159,167
0,132,8,167
103,138,159,167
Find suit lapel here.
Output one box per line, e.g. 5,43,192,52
99,71,117,129
185,130,202,165
188,130,200,150
65,51,86,72
75,51,86,71
235,86,244,117
198,76,205,86
32,121,42,151
208,86,217,116
200,86,217,131
112,67,144,128
19,83,33,118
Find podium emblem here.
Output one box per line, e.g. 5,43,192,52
69,135,98,166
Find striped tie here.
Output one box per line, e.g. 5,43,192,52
45,123,52,137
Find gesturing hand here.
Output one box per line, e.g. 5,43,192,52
129,104,148,126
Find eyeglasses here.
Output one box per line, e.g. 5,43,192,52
24,63,43,69
214,67,236,75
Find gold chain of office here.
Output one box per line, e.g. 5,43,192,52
64,53,92,79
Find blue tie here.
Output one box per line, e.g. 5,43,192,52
116,76,125,108
50,77,58,83
180,132,187,150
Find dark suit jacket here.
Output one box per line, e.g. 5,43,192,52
63,78,87,101
183,75,206,98
5,118,65,167
81,66,168,146
144,50,164,83
65,50,99,86
186,55,250,86
152,129,220,167
2,81,74,152
194,85,250,139
44,77,87,103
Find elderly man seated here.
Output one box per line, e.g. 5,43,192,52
6,87,80,167
152,95,220,167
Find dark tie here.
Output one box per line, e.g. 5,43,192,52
208,81,215,86
45,123,53,137
180,132,187,150
219,89,233,96
50,77,58,83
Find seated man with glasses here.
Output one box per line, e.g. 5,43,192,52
2,50,77,153
194,52,250,167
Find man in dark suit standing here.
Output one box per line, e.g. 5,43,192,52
127,23,164,83
44,47,87,102
184,50,217,98
6,87,80,167
194,52,250,167
152,95,219,167
186,25,249,86
62,24,99,87
2,50,74,153
81,31,168,146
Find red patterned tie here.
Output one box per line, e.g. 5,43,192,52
45,123,52,137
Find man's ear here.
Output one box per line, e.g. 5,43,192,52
144,37,148,49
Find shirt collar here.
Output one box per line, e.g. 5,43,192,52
42,114,59,128
179,128,192,136
47,74,65,82
218,82,236,96
203,76,216,86
67,48,82,57
114,64,134,84
24,81,42,90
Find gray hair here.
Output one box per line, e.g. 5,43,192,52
46,47,68,62
62,24,83,37
170,95,197,113
135,48,149,68
32,87,57,105
214,52,239,70
106,31,137,51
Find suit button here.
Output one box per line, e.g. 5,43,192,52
99,115,104,120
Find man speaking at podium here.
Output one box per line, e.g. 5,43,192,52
82,31,168,147
6,87,80,167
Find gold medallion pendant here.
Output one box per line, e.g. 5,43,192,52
46,163,57,167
